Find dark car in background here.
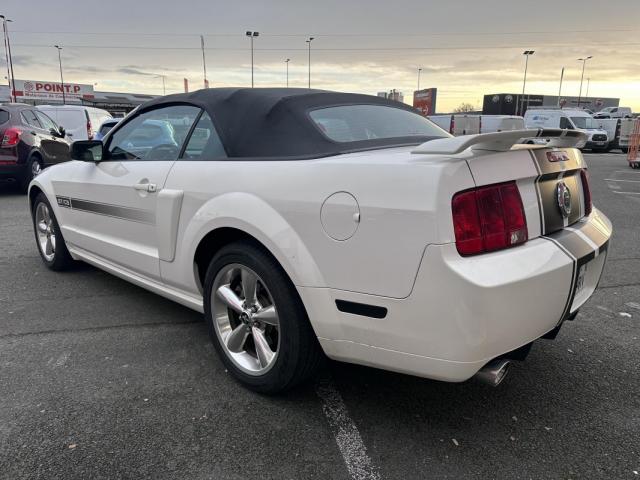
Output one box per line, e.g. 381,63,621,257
94,118,121,141
0,103,71,191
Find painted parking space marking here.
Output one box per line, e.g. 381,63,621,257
316,376,381,480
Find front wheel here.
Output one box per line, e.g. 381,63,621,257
203,241,323,393
32,193,74,271
21,156,43,192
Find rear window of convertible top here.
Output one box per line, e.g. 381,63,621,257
309,104,445,143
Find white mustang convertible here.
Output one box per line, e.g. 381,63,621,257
29,88,611,392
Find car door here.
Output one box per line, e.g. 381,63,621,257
53,104,201,281
20,109,59,165
34,110,71,165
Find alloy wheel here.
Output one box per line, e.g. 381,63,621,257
211,264,280,375
31,160,42,178
35,203,56,262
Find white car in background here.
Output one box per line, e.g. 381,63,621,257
524,108,609,151
36,105,112,141
28,88,611,393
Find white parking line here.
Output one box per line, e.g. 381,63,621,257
316,377,381,480
604,178,640,183
613,191,640,195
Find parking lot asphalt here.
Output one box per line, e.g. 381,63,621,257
1,153,639,480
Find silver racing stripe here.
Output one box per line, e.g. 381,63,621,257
56,196,155,225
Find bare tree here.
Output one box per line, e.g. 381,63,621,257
453,102,477,113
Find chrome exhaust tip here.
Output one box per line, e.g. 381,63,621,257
474,359,511,387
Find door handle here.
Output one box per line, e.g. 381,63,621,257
133,183,157,193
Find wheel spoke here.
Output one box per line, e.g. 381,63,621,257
253,305,278,326
37,220,48,233
44,236,53,256
50,235,56,253
241,268,258,306
252,326,275,368
42,206,50,224
225,324,249,353
216,284,244,313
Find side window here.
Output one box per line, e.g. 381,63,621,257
35,111,58,131
181,112,227,160
21,110,43,129
559,117,572,129
106,105,200,161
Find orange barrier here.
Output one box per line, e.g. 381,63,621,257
629,118,640,168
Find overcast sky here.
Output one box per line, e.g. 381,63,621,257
2,0,639,111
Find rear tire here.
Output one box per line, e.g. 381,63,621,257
32,192,74,271
203,240,323,393
621,147,629,154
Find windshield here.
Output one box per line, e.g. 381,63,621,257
570,117,599,129
309,104,446,143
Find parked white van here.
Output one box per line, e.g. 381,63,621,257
428,114,480,136
593,107,632,119
524,108,608,151
480,115,525,134
36,105,112,141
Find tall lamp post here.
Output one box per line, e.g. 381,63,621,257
1,15,16,102
519,50,534,116
154,74,166,95
245,31,259,88
285,58,290,88
577,56,592,109
54,45,66,105
557,66,565,107
306,37,314,89
417,67,422,91
200,34,208,89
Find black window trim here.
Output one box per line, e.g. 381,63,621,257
35,110,59,131
178,109,229,161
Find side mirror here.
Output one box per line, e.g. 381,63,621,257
50,127,65,138
71,140,105,162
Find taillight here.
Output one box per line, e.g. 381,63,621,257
452,181,528,256
87,120,93,140
450,115,455,134
580,169,592,216
1,127,21,147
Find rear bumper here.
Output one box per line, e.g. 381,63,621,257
0,162,27,182
305,209,612,382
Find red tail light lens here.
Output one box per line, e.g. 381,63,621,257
1,127,21,147
580,169,592,216
452,181,528,256
87,120,93,140
450,116,455,134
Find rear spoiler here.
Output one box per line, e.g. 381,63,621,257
412,129,587,155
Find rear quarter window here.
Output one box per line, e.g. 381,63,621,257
309,104,445,143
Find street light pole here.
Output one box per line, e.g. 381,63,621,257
519,50,534,116
200,34,208,88
417,67,422,91
577,56,592,109
54,45,66,105
306,37,314,89
246,31,259,88
586,77,590,98
1,15,16,102
285,58,290,88
557,66,564,107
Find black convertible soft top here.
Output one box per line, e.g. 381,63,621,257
137,88,441,159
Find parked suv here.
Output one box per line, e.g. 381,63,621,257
36,105,112,141
0,103,71,191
